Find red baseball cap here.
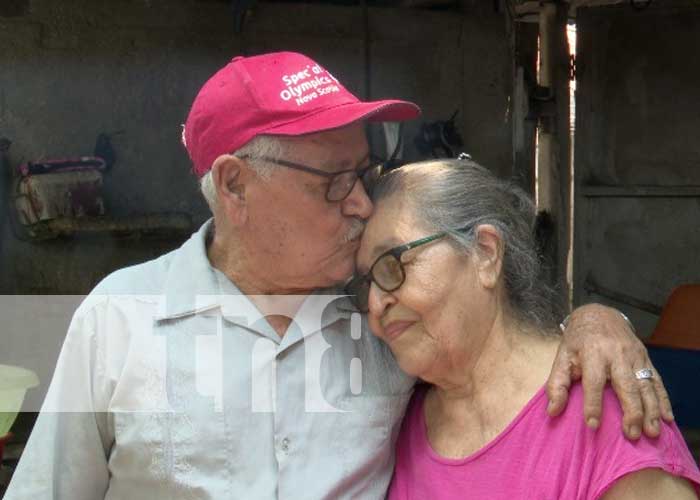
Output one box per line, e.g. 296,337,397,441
183,51,421,177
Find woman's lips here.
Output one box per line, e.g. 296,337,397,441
383,320,415,340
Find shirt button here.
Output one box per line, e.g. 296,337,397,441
281,438,290,452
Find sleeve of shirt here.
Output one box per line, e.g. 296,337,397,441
588,388,700,499
4,301,115,500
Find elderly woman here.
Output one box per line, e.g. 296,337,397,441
351,159,700,499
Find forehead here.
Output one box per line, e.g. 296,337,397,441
287,123,368,168
357,194,419,267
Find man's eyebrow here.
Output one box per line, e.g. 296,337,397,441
322,152,371,172
355,151,371,167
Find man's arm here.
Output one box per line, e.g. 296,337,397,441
4,308,112,499
546,304,674,440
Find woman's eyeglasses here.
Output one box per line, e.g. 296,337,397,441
345,233,447,313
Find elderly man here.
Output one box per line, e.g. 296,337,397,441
5,52,672,499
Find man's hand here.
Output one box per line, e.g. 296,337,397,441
546,304,674,440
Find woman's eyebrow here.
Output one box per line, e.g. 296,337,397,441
356,244,387,276
366,239,402,265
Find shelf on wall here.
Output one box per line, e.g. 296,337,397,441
20,213,194,241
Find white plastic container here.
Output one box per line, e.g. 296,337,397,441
0,364,39,437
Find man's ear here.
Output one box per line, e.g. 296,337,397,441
473,224,504,289
210,154,249,226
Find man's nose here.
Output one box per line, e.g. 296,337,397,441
341,179,373,220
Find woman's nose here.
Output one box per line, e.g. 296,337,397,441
367,281,396,318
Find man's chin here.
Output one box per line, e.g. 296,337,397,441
308,245,358,290
324,258,356,289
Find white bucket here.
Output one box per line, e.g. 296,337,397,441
0,365,40,437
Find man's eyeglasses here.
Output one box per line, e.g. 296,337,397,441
237,154,385,202
345,232,447,313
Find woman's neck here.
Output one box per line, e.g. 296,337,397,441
427,312,561,422
422,315,561,459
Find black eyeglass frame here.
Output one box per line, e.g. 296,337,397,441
237,154,385,202
346,232,448,312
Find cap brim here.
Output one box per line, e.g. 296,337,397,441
264,99,421,137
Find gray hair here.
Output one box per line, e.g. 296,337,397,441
199,135,287,212
372,159,561,333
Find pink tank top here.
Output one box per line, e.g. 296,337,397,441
389,384,700,499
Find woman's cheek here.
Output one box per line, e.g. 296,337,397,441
367,315,383,339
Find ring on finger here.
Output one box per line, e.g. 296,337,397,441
635,368,654,380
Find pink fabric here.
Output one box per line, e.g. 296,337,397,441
389,384,700,499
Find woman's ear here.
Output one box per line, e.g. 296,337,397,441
473,224,504,289
210,154,249,226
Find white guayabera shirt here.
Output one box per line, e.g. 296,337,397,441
5,221,415,500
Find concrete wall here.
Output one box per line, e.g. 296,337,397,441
574,3,700,337
0,0,512,295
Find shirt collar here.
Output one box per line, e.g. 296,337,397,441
156,219,359,328
156,219,225,320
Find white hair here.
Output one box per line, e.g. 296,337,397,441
373,159,563,332
199,135,288,212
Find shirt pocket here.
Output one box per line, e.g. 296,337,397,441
111,409,229,498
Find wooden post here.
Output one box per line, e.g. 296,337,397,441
536,2,571,304
511,21,538,195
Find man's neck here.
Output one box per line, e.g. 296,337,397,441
206,226,314,338
207,226,315,296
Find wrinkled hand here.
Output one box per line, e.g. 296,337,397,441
546,304,674,440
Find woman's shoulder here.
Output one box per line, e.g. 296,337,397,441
561,383,681,445
558,383,700,498
558,383,621,426
556,383,686,455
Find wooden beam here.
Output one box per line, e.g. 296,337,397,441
511,20,538,194
584,275,663,316
535,2,572,302
581,185,700,198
